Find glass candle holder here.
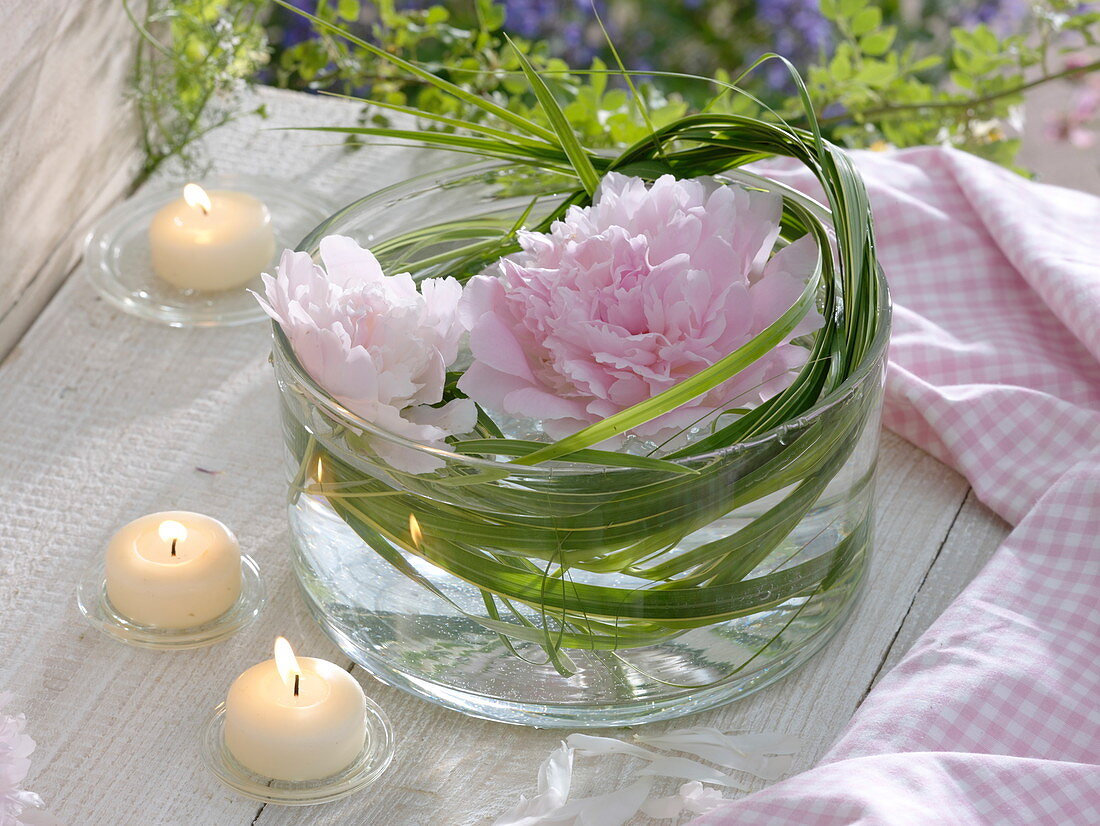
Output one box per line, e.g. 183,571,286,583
201,699,395,805
84,175,330,327
76,554,265,649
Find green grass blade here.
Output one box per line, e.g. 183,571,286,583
316,91,557,150
271,0,560,144
453,438,700,474
504,34,601,196
283,124,569,163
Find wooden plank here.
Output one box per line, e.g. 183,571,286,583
0,89,1004,825
0,0,140,357
869,490,1010,687
0,89,433,826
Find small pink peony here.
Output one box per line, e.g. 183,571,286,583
458,172,822,442
257,235,476,473
1,693,45,825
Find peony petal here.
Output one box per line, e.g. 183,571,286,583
538,741,573,800
641,781,730,819
469,314,537,382
566,733,657,761
458,362,535,414
563,779,655,826
639,791,688,820
729,186,783,277
491,742,573,826
541,416,596,441
419,276,466,362
370,438,447,475
408,349,447,407
755,236,824,337
497,727,796,826
319,235,385,287
503,387,589,422
606,374,651,407
367,401,447,443
458,274,503,329
360,404,456,474
405,398,477,436
750,279,822,339
632,757,751,792
760,233,819,282
375,367,422,407
324,341,379,403
251,282,283,325
0,693,41,819
635,727,802,781
277,248,321,292
18,807,64,826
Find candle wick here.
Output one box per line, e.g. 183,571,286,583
170,538,177,557
293,674,300,697
199,204,209,216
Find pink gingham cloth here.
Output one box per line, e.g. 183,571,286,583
694,147,1100,825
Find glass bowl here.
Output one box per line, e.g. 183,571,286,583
272,161,891,727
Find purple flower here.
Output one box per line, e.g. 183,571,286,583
754,0,831,88
501,0,610,66
958,0,1030,33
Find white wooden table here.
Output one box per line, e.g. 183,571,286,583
0,88,1010,826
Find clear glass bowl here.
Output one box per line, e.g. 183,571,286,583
272,162,891,728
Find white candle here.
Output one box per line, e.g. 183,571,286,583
225,638,367,781
149,184,275,291
105,511,242,628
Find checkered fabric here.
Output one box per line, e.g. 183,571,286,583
692,147,1100,825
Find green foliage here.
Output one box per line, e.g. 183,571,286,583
795,0,1098,167
129,0,1100,182
275,0,1097,170
126,0,270,186
270,0,686,152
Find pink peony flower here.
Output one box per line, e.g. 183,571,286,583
257,236,476,473
1,693,44,825
458,172,822,443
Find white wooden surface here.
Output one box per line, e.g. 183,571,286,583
0,0,139,357
0,88,1010,826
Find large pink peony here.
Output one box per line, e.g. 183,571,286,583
458,172,822,442
257,235,476,472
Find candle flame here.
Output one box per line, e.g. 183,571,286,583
273,637,302,690
182,183,212,215
409,513,423,549
157,520,188,543
315,457,324,483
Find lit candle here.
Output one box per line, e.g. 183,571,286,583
148,183,275,291
105,511,242,628
224,638,367,781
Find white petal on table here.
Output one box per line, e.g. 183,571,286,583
635,726,802,780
